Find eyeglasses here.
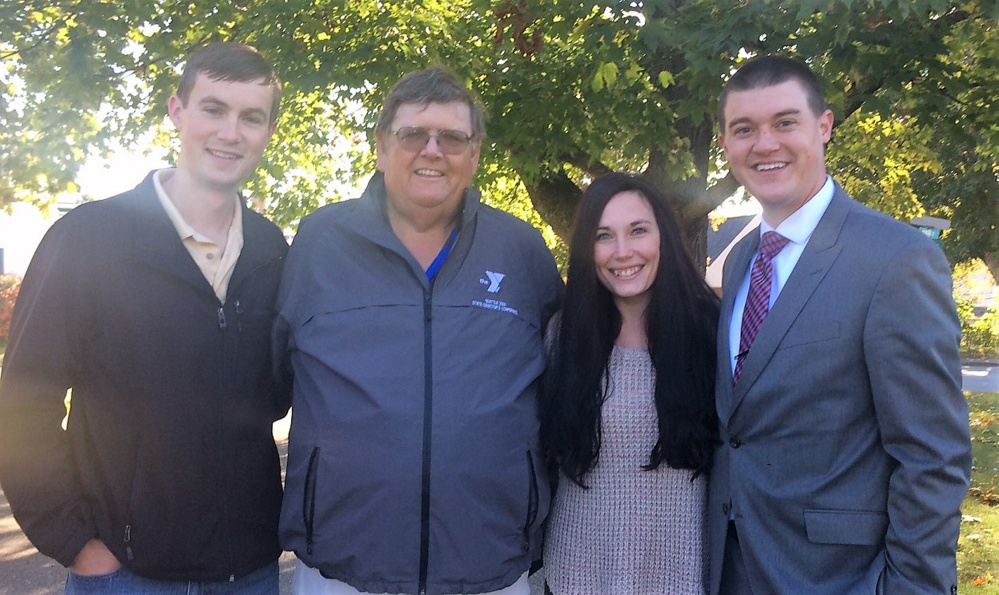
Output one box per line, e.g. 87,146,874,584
391,127,475,155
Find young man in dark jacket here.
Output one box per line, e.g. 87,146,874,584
0,42,289,593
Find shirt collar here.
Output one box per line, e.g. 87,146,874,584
759,175,834,245
153,168,240,244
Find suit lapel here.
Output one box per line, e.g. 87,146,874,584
726,188,853,419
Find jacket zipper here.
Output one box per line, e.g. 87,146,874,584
303,446,321,555
217,297,236,578
418,288,433,594
523,451,539,552
218,252,283,333
123,449,143,562
416,227,460,593
234,299,243,333
123,524,133,561
213,255,281,580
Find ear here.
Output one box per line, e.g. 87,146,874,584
469,140,481,171
167,95,184,129
818,109,834,143
717,130,728,153
375,131,387,172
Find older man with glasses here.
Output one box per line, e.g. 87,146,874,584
273,68,563,595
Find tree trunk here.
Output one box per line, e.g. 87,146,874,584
684,215,709,273
981,254,999,291
522,169,581,242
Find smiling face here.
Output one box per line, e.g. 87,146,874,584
376,101,481,225
719,79,834,226
167,73,276,196
594,190,661,312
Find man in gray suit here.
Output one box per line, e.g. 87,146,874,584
709,55,972,594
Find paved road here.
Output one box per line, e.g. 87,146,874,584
961,360,999,393
0,487,64,595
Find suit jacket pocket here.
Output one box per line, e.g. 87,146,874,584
778,321,841,350
803,509,887,545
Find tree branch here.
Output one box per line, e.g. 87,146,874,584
522,167,581,240
560,148,612,180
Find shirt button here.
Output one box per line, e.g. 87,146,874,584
729,437,742,448
206,253,216,260
722,503,730,515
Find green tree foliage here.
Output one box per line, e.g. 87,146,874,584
1,1,997,266
909,12,999,279
828,9,999,279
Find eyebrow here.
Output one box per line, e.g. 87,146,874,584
197,96,227,109
727,108,802,130
598,218,654,229
197,96,269,119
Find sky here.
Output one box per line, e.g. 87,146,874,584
76,149,169,199
1,151,169,275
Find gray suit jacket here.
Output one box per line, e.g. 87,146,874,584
709,185,972,594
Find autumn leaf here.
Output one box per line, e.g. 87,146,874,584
970,573,994,586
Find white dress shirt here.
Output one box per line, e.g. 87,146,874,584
728,176,835,375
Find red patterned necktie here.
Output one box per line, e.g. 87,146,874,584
734,231,790,384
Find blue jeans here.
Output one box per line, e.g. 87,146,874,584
65,560,278,595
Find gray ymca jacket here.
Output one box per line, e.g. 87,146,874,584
274,173,563,594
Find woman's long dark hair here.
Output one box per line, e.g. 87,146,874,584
541,172,720,487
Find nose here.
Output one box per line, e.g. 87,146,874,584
754,126,779,152
613,236,633,259
420,135,443,157
217,115,240,141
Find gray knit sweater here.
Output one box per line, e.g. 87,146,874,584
544,346,707,594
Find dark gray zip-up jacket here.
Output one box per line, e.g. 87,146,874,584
0,172,289,581
275,173,563,594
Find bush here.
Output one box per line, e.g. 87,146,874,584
957,298,999,360
953,259,999,360
0,274,22,354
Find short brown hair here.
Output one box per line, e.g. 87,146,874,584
717,55,827,128
176,43,282,124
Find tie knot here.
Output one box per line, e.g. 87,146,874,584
759,231,789,260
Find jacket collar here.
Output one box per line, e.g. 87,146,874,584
127,170,282,299
353,172,481,288
358,171,481,230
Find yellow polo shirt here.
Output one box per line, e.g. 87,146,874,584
153,169,244,304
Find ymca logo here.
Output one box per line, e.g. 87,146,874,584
480,271,506,293
473,270,518,315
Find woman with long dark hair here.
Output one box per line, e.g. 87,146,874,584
541,172,719,593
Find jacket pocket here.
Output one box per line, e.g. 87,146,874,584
803,508,888,545
779,322,841,350
303,446,321,555
522,451,539,552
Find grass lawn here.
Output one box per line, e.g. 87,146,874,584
960,391,999,592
